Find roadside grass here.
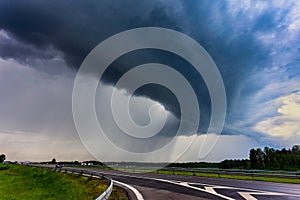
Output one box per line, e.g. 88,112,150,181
0,164,128,200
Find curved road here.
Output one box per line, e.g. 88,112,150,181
65,167,300,200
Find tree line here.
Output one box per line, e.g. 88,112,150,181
248,145,300,170
168,145,300,170
218,145,300,170
2,145,299,171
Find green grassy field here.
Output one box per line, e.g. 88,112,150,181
0,164,128,200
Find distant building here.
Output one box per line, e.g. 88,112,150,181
81,161,95,166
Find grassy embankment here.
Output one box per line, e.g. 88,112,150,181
0,164,128,200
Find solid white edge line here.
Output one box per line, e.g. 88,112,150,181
100,171,234,200
81,170,300,199
113,180,144,200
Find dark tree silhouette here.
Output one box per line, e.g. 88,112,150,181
248,145,300,170
0,154,6,163
50,158,57,164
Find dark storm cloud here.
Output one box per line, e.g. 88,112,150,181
0,31,57,64
0,0,207,133
1,0,299,139
100,48,211,133
0,0,182,68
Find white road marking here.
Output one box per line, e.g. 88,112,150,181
113,180,144,200
238,192,258,200
178,182,235,200
94,171,233,199
68,168,300,200
187,182,300,198
204,186,217,194
238,191,300,200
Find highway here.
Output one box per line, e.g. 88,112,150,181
63,167,300,200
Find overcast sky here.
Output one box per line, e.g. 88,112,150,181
0,0,299,162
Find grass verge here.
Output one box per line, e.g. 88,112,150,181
0,164,128,200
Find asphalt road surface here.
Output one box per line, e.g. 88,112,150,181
64,167,300,200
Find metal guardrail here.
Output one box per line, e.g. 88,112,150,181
34,165,113,200
108,165,300,179
157,167,300,179
96,179,113,200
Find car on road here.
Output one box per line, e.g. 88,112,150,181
55,163,64,169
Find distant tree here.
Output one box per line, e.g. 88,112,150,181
0,154,6,163
50,158,57,164
73,161,80,165
249,149,259,169
219,159,250,169
263,147,276,168
256,148,265,168
292,145,300,154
